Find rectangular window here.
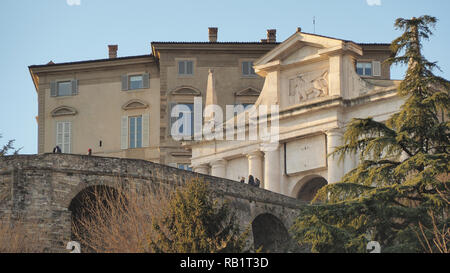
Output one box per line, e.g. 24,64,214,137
242,61,256,76
56,121,71,153
129,75,144,90
170,103,194,137
129,116,143,149
178,61,194,76
356,62,372,76
177,164,193,172
57,81,72,96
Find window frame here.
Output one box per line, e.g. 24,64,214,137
176,59,195,77
56,121,72,153
356,61,373,77
128,115,143,149
177,163,193,171
241,61,257,78
128,75,144,90
56,81,73,97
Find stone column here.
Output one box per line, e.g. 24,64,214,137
327,128,344,184
193,164,209,175
247,151,263,183
210,159,227,178
261,143,280,193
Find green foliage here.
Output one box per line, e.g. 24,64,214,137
148,178,249,253
292,16,449,253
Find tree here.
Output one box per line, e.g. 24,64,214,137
0,133,20,156
148,178,249,253
291,16,449,253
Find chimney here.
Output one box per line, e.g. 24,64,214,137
208,27,218,43
267,29,277,43
108,45,118,59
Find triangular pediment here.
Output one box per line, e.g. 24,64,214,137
235,87,261,97
281,45,320,66
254,32,362,71
51,106,77,117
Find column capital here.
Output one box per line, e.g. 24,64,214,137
246,150,264,159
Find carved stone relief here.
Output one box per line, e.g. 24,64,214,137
288,70,329,105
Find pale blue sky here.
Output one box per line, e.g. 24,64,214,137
0,0,449,154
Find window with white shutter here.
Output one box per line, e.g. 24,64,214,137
121,116,128,149
56,121,72,153
142,113,150,147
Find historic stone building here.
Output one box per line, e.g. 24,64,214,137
13,26,405,252
29,28,278,169
29,27,398,200
190,30,401,200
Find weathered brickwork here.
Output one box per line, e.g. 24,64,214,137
0,154,308,252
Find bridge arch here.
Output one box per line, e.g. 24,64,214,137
251,213,291,253
68,184,121,246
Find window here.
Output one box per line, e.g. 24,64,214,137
121,114,149,150
51,80,78,97
242,61,256,77
56,121,71,153
129,116,143,149
129,75,144,90
178,60,194,76
57,81,72,96
170,103,194,137
121,74,149,91
177,164,193,171
356,62,372,76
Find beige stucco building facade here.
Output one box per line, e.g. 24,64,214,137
29,28,400,198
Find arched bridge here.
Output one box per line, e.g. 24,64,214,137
0,154,308,252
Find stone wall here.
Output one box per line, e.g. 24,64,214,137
0,154,307,252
